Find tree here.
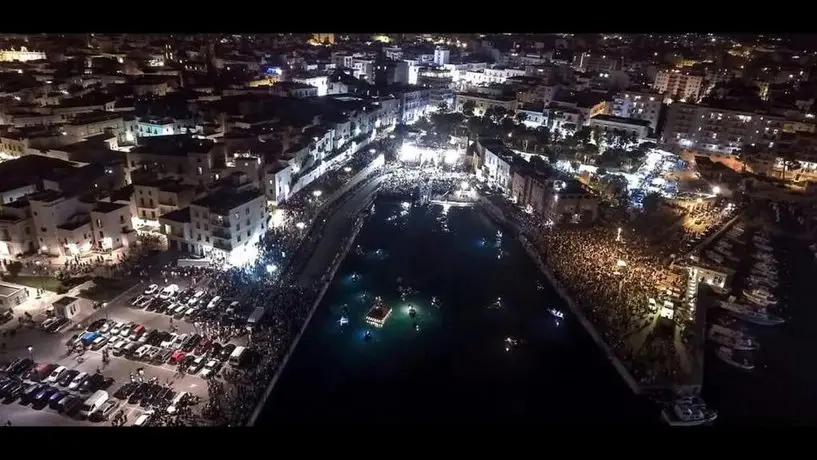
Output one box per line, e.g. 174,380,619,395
573,126,592,146
437,101,449,113
484,106,508,125
736,143,761,173
6,261,22,278
462,101,476,117
414,117,433,133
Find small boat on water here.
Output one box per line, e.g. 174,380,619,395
709,324,759,351
661,397,718,426
549,308,564,319
743,287,779,307
719,299,784,326
716,346,755,370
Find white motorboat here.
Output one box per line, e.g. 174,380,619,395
716,346,755,370
709,324,759,351
719,299,784,326
743,287,778,307
662,399,719,427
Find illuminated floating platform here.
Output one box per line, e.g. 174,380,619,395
365,304,393,328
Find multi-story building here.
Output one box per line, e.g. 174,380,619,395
574,52,622,73
462,67,527,86
135,116,198,138
0,47,45,62
90,201,134,252
290,72,329,97
512,168,599,223
653,70,704,102
433,47,450,66
132,178,197,226
455,92,517,116
588,115,651,141
126,135,218,187
159,187,267,265
476,138,518,191
611,90,663,134
63,112,127,142
0,200,35,258
270,81,319,98
662,103,785,154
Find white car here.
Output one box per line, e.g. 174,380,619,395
99,320,117,334
206,295,222,310
199,359,221,379
68,372,88,390
110,322,124,335
187,290,205,306
133,410,155,427
91,336,109,350
160,333,178,349
134,345,152,360
170,334,187,349
144,284,159,296
46,365,68,383
159,284,179,300
111,338,129,354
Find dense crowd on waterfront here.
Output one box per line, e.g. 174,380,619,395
488,197,684,386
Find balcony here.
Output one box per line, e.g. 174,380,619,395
211,227,231,240
213,240,232,251
210,218,230,228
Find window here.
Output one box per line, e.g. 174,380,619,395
237,235,242,242
122,226,128,233
195,223,200,230
99,231,104,239
234,212,239,220
140,198,145,206
245,218,250,226
247,230,250,237
205,237,210,243
245,208,249,215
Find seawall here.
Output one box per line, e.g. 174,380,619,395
479,198,642,395
247,197,374,425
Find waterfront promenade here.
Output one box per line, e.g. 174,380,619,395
248,174,385,425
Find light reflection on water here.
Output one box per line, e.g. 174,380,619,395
261,199,657,423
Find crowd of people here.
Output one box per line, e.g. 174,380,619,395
489,196,685,386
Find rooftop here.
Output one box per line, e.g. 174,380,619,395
0,282,24,298
92,201,127,214
159,207,191,223
129,135,215,156
191,188,263,215
590,114,651,127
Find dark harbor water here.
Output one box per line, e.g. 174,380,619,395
260,199,657,423
702,231,817,425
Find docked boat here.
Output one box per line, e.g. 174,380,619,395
661,397,718,426
709,324,759,351
719,299,784,326
716,346,755,370
743,287,779,307
549,308,564,319
748,275,777,289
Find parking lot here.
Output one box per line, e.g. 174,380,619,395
0,276,250,426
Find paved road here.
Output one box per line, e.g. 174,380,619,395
297,175,387,286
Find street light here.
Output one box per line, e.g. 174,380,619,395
26,346,33,360
266,264,277,274
616,227,622,242
312,190,323,198
102,302,108,320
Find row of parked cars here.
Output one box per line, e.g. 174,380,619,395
39,316,72,334
112,379,195,415
0,359,116,421
82,317,246,377
134,284,236,324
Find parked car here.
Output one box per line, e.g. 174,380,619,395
99,320,117,334
144,284,160,296
131,295,146,306
181,335,202,352
128,325,146,341
218,344,237,361
187,290,205,306
45,317,70,333
90,336,110,350
156,348,174,364
48,390,69,409
79,373,105,393
86,318,107,332
159,284,179,300
68,372,89,391
28,363,57,382
6,358,34,377
186,356,206,375
45,365,68,384
19,382,46,404
193,338,212,356
57,369,80,387
113,382,137,400
32,386,58,407
170,350,186,364
90,399,119,422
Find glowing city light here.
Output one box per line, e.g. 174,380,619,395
295,222,306,230
312,190,323,198
266,264,278,274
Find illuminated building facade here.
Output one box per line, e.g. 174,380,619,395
653,70,704,102
0,47,45,62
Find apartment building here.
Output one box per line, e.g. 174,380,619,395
455,92,517,116
574,52,622,73
132,178,197,225
512,168,599,223
653,70,704,101
90,201,134,252
662,103,785,154
159,187,267,265
611,90,663,134
588,115,651,141
126,135,218,187
0,200,35,258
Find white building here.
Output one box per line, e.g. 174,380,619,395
612,90,662,134
434,47,450,66
477,139,516,192
653,70,704,102
291,74,329,97
587,115,651,141
161,188,267,266
0,47,45,62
